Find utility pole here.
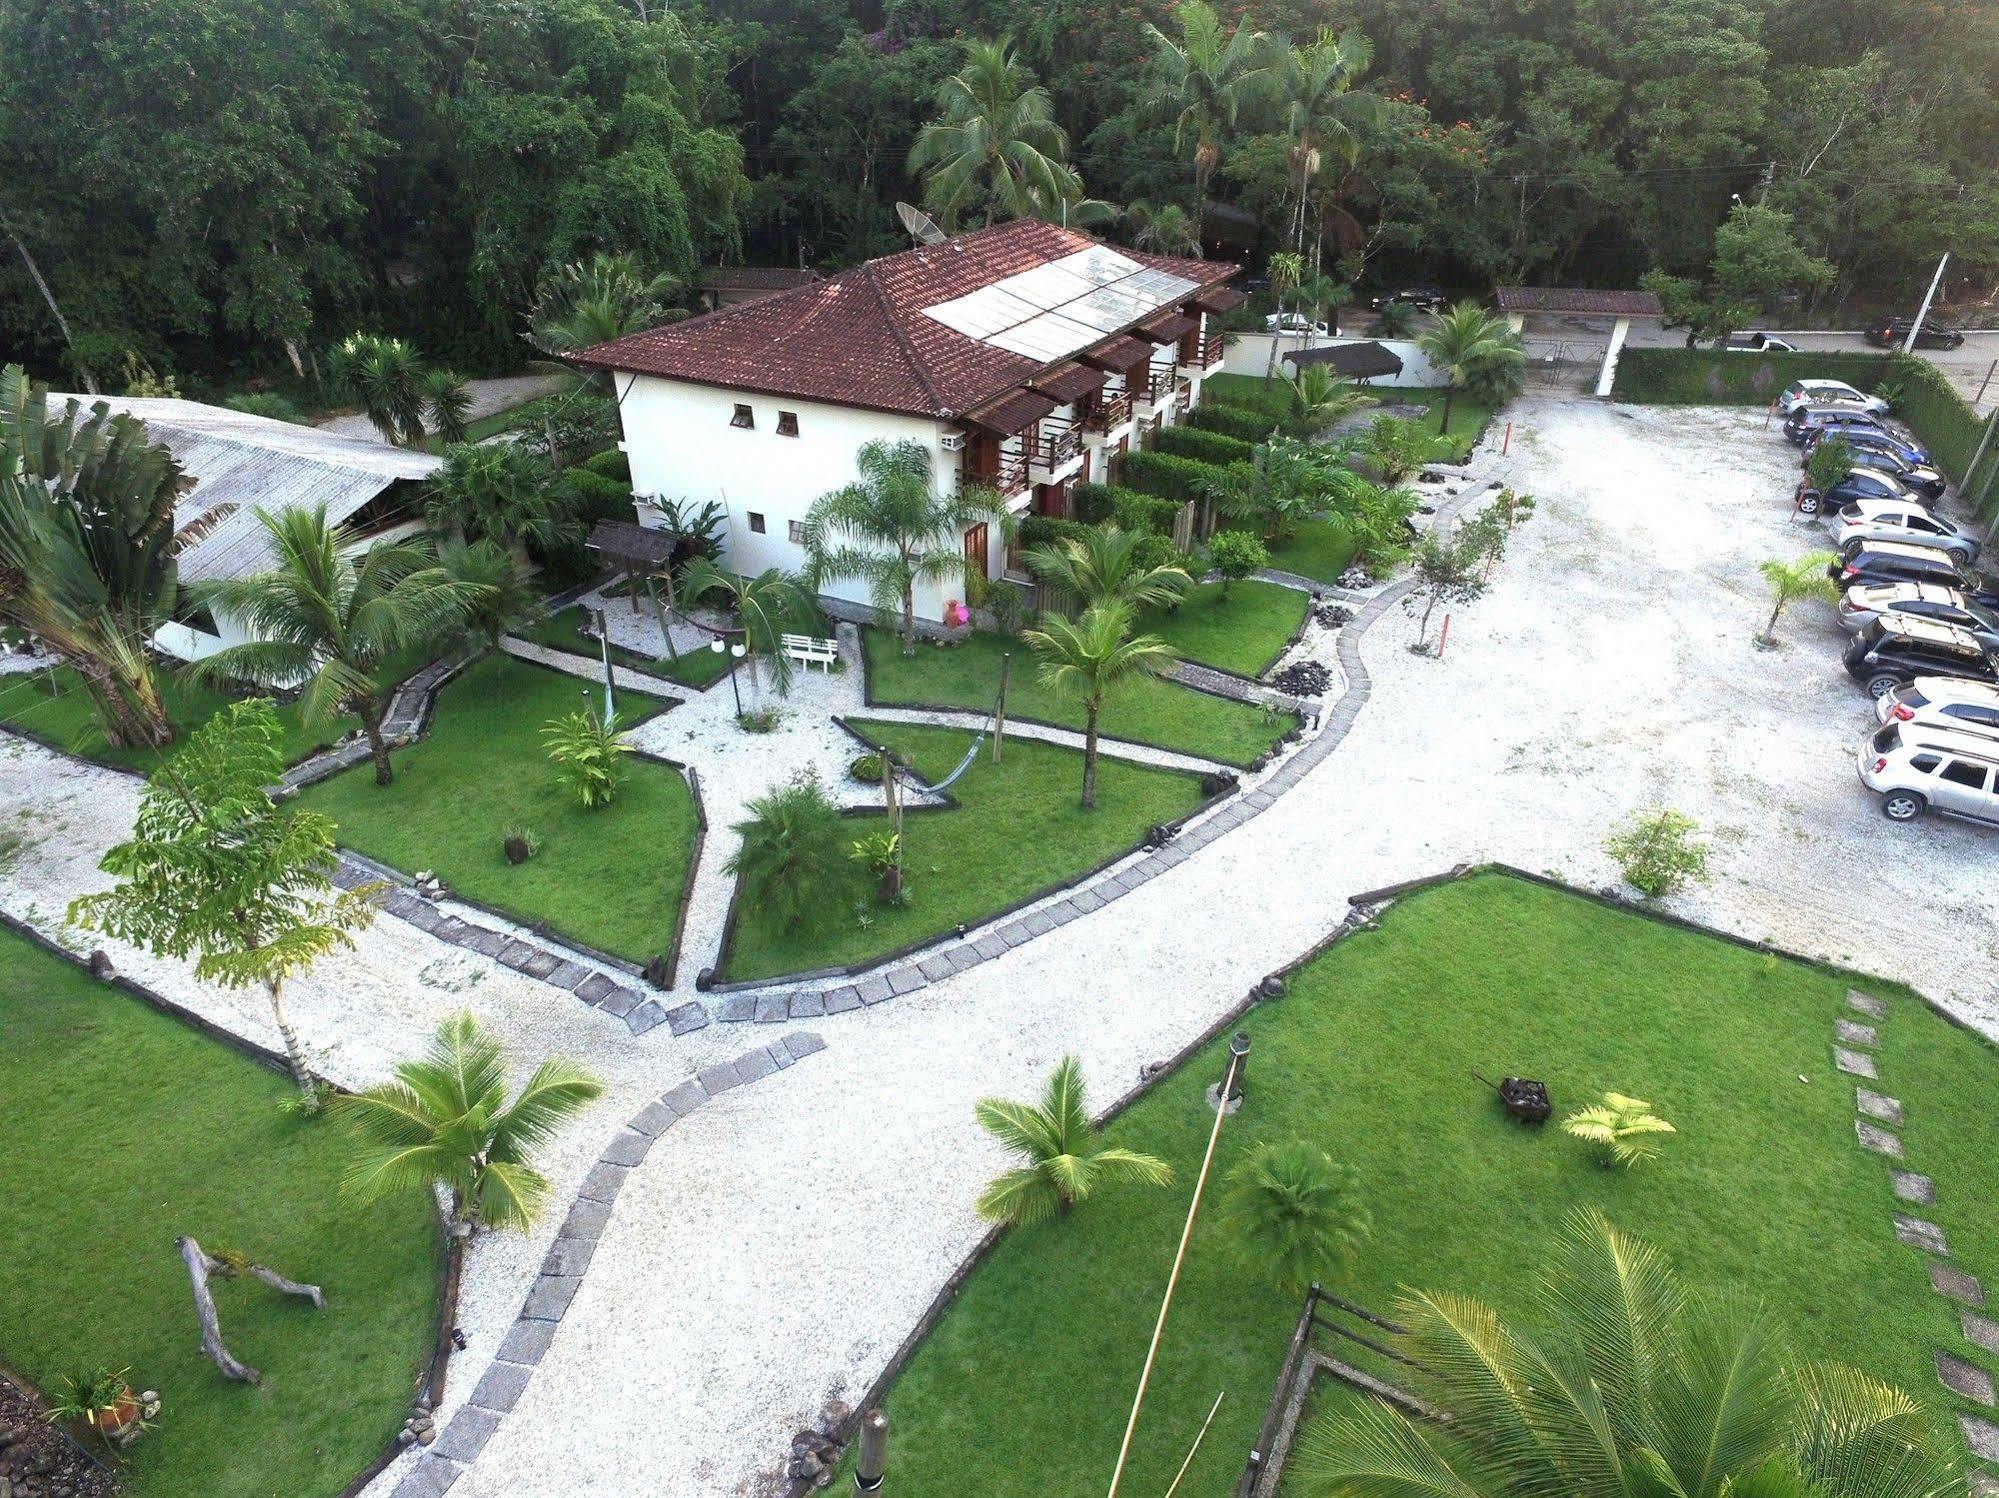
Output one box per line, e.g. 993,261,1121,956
1904,253,1950,354
1755,160,1775,206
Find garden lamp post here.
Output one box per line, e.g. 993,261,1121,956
711,636,748,717
854,1408,889,1493
592,607,616,721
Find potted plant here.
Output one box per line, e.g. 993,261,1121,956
45,1366,150,1445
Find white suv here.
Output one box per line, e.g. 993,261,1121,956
1859,721,1999,824
1779,378,1890,417
1877,677,1999,740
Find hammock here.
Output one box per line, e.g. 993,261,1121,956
924,717,991,793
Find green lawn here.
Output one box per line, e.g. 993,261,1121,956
1140,580,1307,677
1204,373,1495,461
862,628,1293,767
848,874,1999,1495
0,927,439,1498
297,653,700,966
1257,519,1359,584
719,719,1207,981
515,605,733,689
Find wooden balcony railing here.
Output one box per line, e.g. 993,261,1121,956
1136,367,1174,405
1197,333,1225,368
1082,393,1132,433
1031,418,1081,470
962,448,1028,496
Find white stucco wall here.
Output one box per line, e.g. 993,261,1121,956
615,376,982,623
1220,333,1446,388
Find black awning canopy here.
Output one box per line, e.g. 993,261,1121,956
587,519,681,571
1282,340,1405,380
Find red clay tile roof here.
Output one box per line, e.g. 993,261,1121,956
1136,310,1198,343
698,266,826,290
1029,361,1107,403
1494,286,1663,317
574,221,1235,419
963,388,1059,436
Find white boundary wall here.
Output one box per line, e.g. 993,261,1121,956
1220,333,1446,388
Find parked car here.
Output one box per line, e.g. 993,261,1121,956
1369,285,1450,313
1799,466,1915,518
1858,721,1999,824
1838,443,1947,501
1866,316,1967,350
1724,331,1799,352
1798,416,1931,465
1876,677,1999,739
1265,312,1331,337
1841,583,1999,648
1778,378,1889,417
1830,540,1999,604
1841,616,1999,699
1831,497,1980,563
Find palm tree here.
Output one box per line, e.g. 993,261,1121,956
1757,553,1841,645
1560,1091,1677,1168
1220,1138,1371,1296
974,1055,1172,1226
1147,0,1274,245
525,252,684,358
802,439,1015,657
190,506,476,785
1369,299,1418,339
0,366,183,748
1289,1209,1957,1498
1417,302,1526,436
421,368,471,446
1291,274,1351,349
1271,29,1375,256
333,1013,602,1235
725,770,849,931
328,334,468,448
678,558,815,703
1023,523,1190,613
428,442,583,557
1281,363,1373,437
1024,601,1177,809
907,39,1081,230
1264,250,1306,378
438,536,545,649
1124,201,1201,257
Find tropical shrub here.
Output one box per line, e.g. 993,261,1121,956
1605,807,1710,897
223,391,307,424
1018,514,1092,552
1804,434,1854,493
1153,424,1254,467
502,826,540,865
1025,523,1190,612
1207,529,1268,596
848,828,903,902
582,447,632,482
1221,1138,1372,1296
985,578,1029,635
540,706,631,807
1362,414,1449,483
973,1055,1172,1226
1188,399,1280,444
562,464,633,523
726,770,849,930
1562,1091,1676,1168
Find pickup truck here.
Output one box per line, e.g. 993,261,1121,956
1723,331,1799,352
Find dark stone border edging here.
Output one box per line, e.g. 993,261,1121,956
388,1030,830,1498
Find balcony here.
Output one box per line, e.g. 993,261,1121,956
1134,367,1175,409
1082,393,1132,436
1029,417,1082,477
1197,333,1225,370
961,448,1028,497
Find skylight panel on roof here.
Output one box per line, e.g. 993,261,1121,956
1052,246,1144,286
986,311,1101,361
1075,284,1157,324
925,285,1044,339
1000,261,1099,311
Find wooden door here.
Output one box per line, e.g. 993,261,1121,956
963,522,989,578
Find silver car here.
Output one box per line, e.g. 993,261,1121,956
1876,677,1999,741
1832,497,1980,564
1860,720,1999,824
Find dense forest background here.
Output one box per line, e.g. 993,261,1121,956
3,0,1996,391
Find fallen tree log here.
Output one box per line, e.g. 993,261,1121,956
176,1236,325,1384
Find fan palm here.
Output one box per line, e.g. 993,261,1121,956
1289,1209,1957,1498
1124,201,1201,257
1757,553,1841,645
1418,302,1526,435
725,770,849,931
189,505,477,785
1561,1090,1677,1168
525,252,684,358
1220,1138,1372,1297
332,1013,602,1235
1023,523,1190,613
437,536,545,649
1024,601,1178,809
678,558,815,702
1147,0,1274,245
1272,29,1376,254
1282,363,1373,437
801,439,1015,656
974,1055,1172,1226
0,365,182,748
908,39,1081,230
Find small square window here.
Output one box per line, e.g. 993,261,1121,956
748,512,766,534
731,404,754,429
788,519,807,544
776,410,800,437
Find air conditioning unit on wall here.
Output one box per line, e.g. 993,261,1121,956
939,431,965,453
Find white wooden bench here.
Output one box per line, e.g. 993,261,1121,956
781,632,839,670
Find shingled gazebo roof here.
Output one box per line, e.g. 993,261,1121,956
1282,341,1404,380
1495,286,1663,317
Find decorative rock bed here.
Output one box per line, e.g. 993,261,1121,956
0,1376,113,1498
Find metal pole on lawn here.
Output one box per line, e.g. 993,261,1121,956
1977,359,1997,408
992,651,1010,765
1903,252,1950,354
594,608,616,721
1105,1043,1246,1498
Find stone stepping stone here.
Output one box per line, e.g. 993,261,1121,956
1835,1018,1879,1049
1932,1263,1985,1307
1892,1171,1935,1204
1856,1088,1903,1125
1960,1413,1999,1464
1847,989,1887,1019
1855,1118,1903,1156
1939,1350,1998,1406
1969,1470,1999,1498
1968,1312,1999,1356
1894,1214,1950,1255
1833,1045,1878,1079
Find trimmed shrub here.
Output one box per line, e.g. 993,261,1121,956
1119,449,1221,505
583,447,631,482
1154,425,1255,467
562,465,634,522
1019,514,1092,552
1610,349,1889,405
1202,373,1291,421
1131,532,1196,577
1187,400,1279,444
1207,529,1269,595
1074,481,1181,536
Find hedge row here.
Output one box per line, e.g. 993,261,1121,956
1187,399,1281,444
1610,348,1891,405
1073,480,1182,535
1885,353,1986,486
1118,448,1225,505
1201,372,1292,420
1153,424,1255,466
1019,514,1092,552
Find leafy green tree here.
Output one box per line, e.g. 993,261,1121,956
328,335,468,449
1605,807,1711,898
1201,435,1358,541
333,1013,602,1235
1220,1138,1371,1296
1417,302,1525,434
0,366,183,748
1290,1210,1958,1498
190,506,474,786
726,770,849,931
679,559,815,701
973,1055,1172,1226
1024,601,1178,809
908,39,1085,230
801,439,1015,657
1123,201,1200,256
1023,523,1190,613
68,700,377,1107
1146,0,1274,245
1207,529,1268,597
428,443,583,557
1644,206,1836,346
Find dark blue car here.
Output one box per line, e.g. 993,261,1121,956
1796,413,1930,465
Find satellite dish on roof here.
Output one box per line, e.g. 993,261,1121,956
896,201,947,246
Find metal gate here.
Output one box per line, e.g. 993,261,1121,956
1523,339,1605,392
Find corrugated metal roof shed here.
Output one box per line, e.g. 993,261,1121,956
57,396,442,582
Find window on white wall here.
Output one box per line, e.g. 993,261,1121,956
748,512,766,533
777,411,800,437
788,520,807,544
731,404,754,429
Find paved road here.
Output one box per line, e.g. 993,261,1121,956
317,372,567,442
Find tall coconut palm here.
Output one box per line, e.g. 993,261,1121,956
1024,523,1190,613
1024,601,1177,809
333,1013,602,1235
802,439,1015,656
0,366,183,748
1264,250,1306,378
678,558,816,703
1147,0,1274,245
1417,301,1526,436
190,506,476,785
1271,29,1376,256
328,334,469,449
1289,1209,1958,1498
525,252,684,358
974,1055,1172,1226
1124,201,1201,257
908,39,1081,230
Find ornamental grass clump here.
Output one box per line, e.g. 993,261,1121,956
541,705,631,807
